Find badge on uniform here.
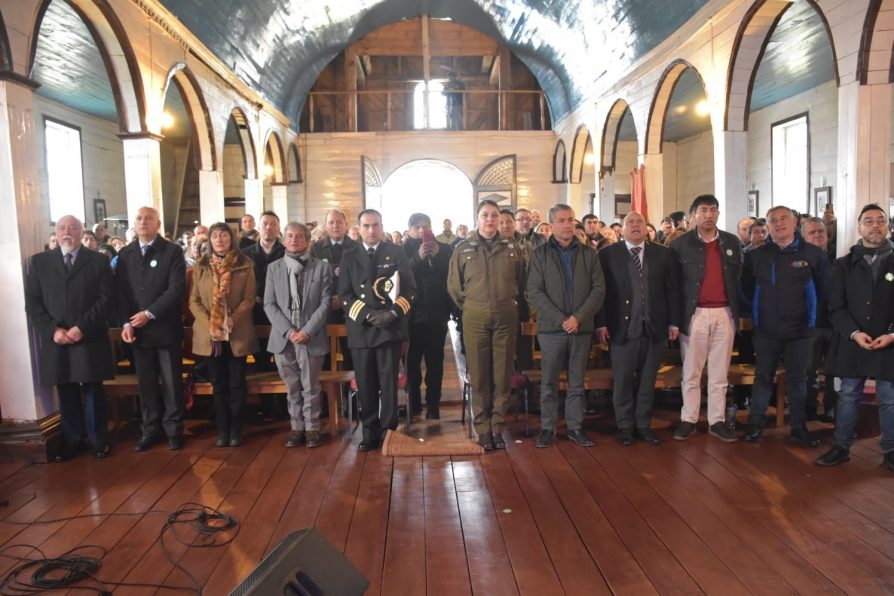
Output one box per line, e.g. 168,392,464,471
790,260,809,268
373,271,400,305
461,248,476,253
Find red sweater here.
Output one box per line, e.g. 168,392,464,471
697,238,729,307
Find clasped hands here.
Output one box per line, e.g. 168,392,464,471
53,326,83,345
367,309,398,328
852,331,894,351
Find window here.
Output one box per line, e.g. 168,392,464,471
413,81,447,129
44,118,85,223
771,114,809,213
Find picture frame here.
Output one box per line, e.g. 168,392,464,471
615,193,631,217
746,190,759,218
93,198,106,223
813,186,831,217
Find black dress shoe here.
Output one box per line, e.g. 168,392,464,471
425,408,440,420
568,429,595,447
617,429,634,446
815,444,850,466
133,436,156,452
536,429,555,448
168,436,183,451
214,433,229,448
55,443,80,462
477,432,494,451
789,427,820,448
743,424,763,442
492,431,507,450
228,436,244,448
93,444,111,459
636,428,660,445
357,440,377,452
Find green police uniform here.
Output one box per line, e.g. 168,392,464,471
448,231,527,438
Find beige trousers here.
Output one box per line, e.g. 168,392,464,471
679,307,735,425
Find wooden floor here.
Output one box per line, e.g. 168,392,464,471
1,413,893,594
1,345,894,594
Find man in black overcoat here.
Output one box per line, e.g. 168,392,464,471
116,206,187,451
25,215,114,460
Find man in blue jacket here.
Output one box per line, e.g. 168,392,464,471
741,205,831,446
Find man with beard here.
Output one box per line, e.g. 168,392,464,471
25,215,114,460
816,204,894,471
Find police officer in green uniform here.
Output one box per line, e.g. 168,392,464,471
448,200,527,450
339,209,416,451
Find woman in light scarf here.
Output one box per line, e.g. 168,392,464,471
190,222,258,447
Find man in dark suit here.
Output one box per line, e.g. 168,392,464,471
339,209,416,451
597,211,681,444
25,215,115,461
116,206,187,451
312,209,358,370
403,213,453,419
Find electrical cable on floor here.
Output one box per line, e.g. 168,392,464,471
0,502,239,595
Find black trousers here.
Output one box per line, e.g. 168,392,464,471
206,342,247,437
610,334,665,431
132,344,184,439
749,333,811,429
352,342,401,443
406,321,448,411
807,327,837,414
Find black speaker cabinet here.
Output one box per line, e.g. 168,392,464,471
229,528,368,595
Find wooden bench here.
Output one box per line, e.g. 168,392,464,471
105,324,355,435
518,321,788,430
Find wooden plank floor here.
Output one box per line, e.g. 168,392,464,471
1,353,893,593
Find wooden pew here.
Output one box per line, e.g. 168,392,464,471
519,321,788,428
104,324,355,435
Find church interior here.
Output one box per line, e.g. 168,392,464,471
0,0,893,593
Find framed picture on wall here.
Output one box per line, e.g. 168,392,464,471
615,194,631,217
93,198,106,223
813,186,831,216
746,190,759,217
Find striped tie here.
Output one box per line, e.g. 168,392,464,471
631,246,643,277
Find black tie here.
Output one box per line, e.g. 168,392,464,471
368,247,375,259
631,246,643,277
332,242,343,264
64,253,73,272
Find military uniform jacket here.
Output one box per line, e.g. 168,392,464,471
116,236,187,348
25,248,115,385
447,231,527,316
825,244,894,380
312,235,358,323
338,242,417,349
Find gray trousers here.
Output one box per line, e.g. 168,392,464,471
274,344,325,431
610,335,664,430
538,333,590,432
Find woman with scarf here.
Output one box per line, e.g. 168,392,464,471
190,222,258,447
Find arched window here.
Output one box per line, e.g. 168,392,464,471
413,81,447,129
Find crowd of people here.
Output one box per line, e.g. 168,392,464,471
24,195,894,472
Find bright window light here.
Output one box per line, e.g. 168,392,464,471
45,119,85,223
380,159,473,232
771,114,808,213
413,81,447,129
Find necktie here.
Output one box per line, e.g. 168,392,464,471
332,242,343,264
631,246,643,277
141,244,149,257
368,247,376,259
64,253,73,272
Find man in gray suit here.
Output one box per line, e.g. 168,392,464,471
264,222,332,448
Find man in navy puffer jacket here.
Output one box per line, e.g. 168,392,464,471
741,205,831,446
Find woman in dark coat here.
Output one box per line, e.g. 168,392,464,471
24,215,115,460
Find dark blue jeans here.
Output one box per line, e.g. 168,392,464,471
834,378,894,452
57,382,108,448
748,333,811,429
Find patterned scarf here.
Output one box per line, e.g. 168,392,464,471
209,251,238,351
